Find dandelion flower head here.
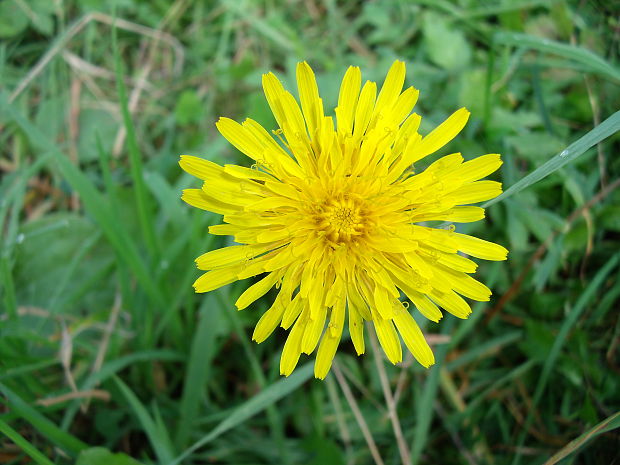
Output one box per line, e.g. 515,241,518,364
180,60,508,379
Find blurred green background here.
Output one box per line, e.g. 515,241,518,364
1,0,620,464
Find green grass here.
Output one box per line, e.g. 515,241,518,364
1,1,620,464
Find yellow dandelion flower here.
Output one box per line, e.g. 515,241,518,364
180,60,508,380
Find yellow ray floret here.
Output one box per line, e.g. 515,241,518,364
180,60,508,379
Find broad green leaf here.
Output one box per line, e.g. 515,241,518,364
174,90,203,126
0,1,28,38
423,12,471,71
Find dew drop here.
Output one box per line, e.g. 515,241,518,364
160,260,169,270
16,233,25,244
402,301,410,309
448,224,456,232
559,149,569,158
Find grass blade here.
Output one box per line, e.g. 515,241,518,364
111,20,159,259
61,350,183,430
512,253,620,464
486,110,620,207
174,296,219,449
410,318,455,465
0,382,87,457
494,31,620,82
0,95,165,306
544,411,620,465
114,376,175,464
169,363,314,465
0,418,56,465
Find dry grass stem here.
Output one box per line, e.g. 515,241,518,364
333,361,385,465
369,326,411,465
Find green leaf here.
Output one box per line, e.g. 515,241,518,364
0,1,28,38
76,447,144,465
78,109,118,162
174,90,203,126
0,95,165,307
423,12,471,71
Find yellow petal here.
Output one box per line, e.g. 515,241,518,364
181,189,239,215
392,303,435,367
443,180,503,204
353,80,377,139
314,297,345,379
453,233,509,261
179,155,223,180
336,66,361,135
429,289,472,319
296,61,324,139
373,285,395,319
409,292,443,323
301,308,326,354
372,310,402,364
418,107,470,157
347,281,371,321
375,60,406,115
196,244,272,271
281,294,304,329
193,264,244,293
235,270,284,310
450,153,502,183
391,86,420,125
348,304,365,355
280,309,307,376
216,117,264,161
252,296,286,343
411,206,485,223
261,72,287,128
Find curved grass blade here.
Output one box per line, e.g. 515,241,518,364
169,363,314,465
494,31,620,82
114,376,175,464
0,418,56,465
512,253,620,464
0,382,87,457
111,20,159,258
544,411,620,465
486,110,620,207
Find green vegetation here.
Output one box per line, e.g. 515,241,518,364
1,1,619,464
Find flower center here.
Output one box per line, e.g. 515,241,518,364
314,195,368,245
